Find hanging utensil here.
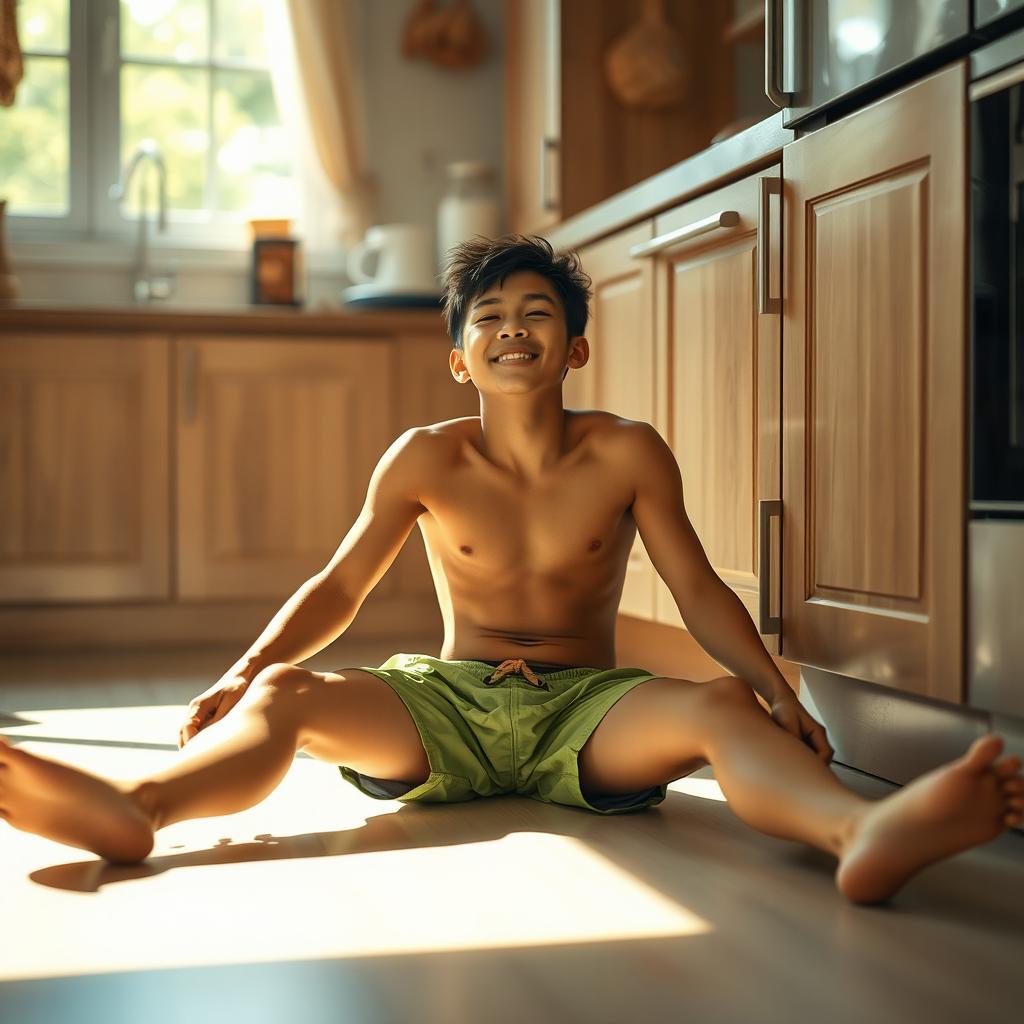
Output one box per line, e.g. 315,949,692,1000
427,0,489,70
605,0,689,110
401,0,442,59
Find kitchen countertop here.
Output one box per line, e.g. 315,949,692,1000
0,302,449,336
545,110,795,252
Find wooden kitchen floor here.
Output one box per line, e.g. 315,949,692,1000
1,642,1022,1024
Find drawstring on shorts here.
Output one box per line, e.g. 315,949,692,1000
483,658,550,690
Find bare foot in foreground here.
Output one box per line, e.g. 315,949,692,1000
836,734,1024,904
0,736,154,864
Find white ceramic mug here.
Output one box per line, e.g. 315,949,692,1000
346,223,437,291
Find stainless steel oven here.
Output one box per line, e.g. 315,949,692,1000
977,0,1024,30
765,0,973,127
968,28,1024,719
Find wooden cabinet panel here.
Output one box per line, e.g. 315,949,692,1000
644,167,783,657
506,1,738,231
782,63,966,702
577,219,657,620
505,0,561,235
176,337,395,602
0,334,171,602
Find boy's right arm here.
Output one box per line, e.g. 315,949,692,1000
179,427,430,746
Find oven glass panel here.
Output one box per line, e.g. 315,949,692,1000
971,82,1024,501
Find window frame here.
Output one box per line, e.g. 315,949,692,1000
10,0,290,252
9,0,89,237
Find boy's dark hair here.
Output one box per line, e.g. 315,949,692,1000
441,234,593,351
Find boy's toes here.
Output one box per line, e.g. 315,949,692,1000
966,734,1004,767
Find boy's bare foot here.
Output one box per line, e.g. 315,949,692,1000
835,734,1024,905
0,736,155,864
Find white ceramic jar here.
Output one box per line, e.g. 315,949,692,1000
437,161,501,271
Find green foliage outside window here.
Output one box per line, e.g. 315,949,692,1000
0,0,295,224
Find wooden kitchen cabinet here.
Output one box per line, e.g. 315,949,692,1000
575,220,658,620
641,166,784,656
505,0,561,236
781,62,966,703
175,337,396,602
506,1,736,232
0,333,171,603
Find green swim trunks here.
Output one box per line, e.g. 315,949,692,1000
336,653,668,815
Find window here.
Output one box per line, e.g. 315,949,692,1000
2,0,71,217
1,0,297,248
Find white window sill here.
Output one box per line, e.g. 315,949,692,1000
9,234,346,275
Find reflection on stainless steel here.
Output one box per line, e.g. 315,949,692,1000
780,1,970,125
832,0,887,62
968,521,1024,719
976,0,1024,29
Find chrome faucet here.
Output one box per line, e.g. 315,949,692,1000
109,139,176,303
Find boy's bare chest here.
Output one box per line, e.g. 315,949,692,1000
418,420,636,578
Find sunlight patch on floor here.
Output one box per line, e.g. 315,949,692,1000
1,705,716,984
2,705,194,747
2,823,712,983
667,776,727,802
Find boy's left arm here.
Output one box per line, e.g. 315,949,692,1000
624,423,834,757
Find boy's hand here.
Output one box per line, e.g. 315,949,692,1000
178,672,253,749
768,692,834,765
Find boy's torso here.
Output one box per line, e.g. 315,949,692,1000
414,410,641,670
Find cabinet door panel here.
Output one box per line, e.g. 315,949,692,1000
0,334,170,602
505,0,560,234
578,219,657,620
783,63,965,702
177,338,394,601
648,168,783,657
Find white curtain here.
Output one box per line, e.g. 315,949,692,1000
263,0,377,253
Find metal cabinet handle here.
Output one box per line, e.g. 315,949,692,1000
183,346,197,424
758,498,783,635
540,137,559,211
758,176,782,315
765,0,793,109
629,210,740,260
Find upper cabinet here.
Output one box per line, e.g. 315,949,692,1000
505,0,561,236
781,63,966,704
506,0,773,234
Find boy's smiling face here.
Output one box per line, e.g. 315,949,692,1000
449,270,588,389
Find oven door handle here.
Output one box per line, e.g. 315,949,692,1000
765,0,794,109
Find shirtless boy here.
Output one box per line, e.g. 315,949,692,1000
1,235,1021,905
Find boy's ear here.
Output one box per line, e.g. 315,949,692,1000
450,348,472,383
567,336,589,370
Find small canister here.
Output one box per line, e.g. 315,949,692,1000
437,160,501,271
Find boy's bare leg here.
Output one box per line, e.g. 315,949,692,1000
0,672,310,864
0,663,429,865
582,677,1024,904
